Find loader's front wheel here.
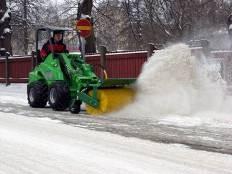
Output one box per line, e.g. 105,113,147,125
49,82,70,111
27,81,48,108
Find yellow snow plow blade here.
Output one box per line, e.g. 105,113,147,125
86,88,135,115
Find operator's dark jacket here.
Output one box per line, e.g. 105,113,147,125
40,38,67,59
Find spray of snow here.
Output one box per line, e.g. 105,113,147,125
112,44,232,122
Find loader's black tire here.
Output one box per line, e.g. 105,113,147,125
27,81,48,108
48,82,70,111
69,100,81,114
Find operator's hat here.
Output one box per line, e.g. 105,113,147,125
53,30,63,34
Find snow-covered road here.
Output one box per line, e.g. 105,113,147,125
1,112,232,174
0,83,231,173
0,84,232,155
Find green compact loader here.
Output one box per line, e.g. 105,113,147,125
27,27,135,115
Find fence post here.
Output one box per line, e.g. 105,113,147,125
147,43,155,58
100,45,107,79
5,52,10,86
31,51,35,69
191,47,204,61
200,39,210,57
224,55,232,85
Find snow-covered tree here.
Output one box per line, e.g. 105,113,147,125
10,0,47,55
0,0,12,55
78,0,96,53
61,0,96,53
6,0,232,54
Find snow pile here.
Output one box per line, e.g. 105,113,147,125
0,84,27,105
114,44,232,119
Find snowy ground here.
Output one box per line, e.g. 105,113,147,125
1,111,232,174
0,84,232,173
1,44,232,173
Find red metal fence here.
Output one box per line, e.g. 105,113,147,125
1,48,231,84
0,51,148,83
0,56,33,83
87,51,148,78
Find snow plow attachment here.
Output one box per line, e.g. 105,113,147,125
86,78,136,115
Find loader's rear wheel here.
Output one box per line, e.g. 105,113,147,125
49,82,70,111
86,88,135,115
27,81,48,108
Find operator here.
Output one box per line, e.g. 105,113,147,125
40,30,68,60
